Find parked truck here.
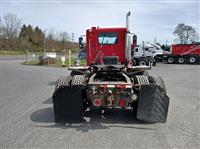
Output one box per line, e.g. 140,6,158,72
163,42,200,64
52,12,170,123
132,42,169,66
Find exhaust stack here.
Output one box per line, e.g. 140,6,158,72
126,11,131,32
125,11,132,63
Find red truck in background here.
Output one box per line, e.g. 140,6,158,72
164,42,200,64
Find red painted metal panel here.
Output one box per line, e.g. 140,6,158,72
86,27,127,65
171,44,200,56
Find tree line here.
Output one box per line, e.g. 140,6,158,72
0,13,199,52
0,13,77,52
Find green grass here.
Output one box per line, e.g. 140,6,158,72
22,60,40,65
0,51,26,55
22,58,86,67
0,51,46,56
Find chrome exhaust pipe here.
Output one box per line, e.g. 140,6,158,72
126,11,131,32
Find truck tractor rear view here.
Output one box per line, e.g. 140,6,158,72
52,12,170,123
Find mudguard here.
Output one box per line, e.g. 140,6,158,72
52,85,85,122
137,84,170,123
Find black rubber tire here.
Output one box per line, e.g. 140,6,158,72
137,84,170,123
131,59,137,66
188,56,197,64
148,57,155,66
155,76,167,94
53,85,85,122
53,76,86,123
148,76,167,94
133,58,140,66
167,57,174,64
148,76,156,83
71,75,85,85
70,70,83,77
55,76,72,91
177,57,185,64
138,58,148,66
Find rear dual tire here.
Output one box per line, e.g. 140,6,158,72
55,76,72,91
148,76,167,93
148,57,156,66
177,57,185,64
188,56,198,64
137,84,170,123
138,58,148,66
71,75,86,85
167,57,174,64
53,75,86,122
167,56,199,64
136,76,169,123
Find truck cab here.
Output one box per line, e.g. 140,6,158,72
132,43,167,62
86,27,135,65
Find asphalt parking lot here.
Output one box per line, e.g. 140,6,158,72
0,60,199,149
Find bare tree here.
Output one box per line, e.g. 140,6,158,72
0,17,3,37
59,31,70,50
0,17,4,49
173,23,199,44
1,13,22,50
0,14,77,51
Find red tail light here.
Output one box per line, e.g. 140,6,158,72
119,99,126,108
94,99,102,107
115,85,125,94
99,85,106,94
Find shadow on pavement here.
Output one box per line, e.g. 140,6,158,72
31,107,55,123
43,97,53,104
31,98,157,132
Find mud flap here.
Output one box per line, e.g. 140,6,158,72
137,84,170,123
52,85,85,122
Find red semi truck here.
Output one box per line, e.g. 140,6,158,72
82,27,154,66
164,42,200,64
52,12,170,123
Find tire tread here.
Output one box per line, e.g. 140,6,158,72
137,84,170,123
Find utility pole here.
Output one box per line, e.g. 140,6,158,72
154,37,157,43
71,32,74,50
166,39,168,45
71,32,74,42
142,41,145,56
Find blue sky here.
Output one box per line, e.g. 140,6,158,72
1,0,199,44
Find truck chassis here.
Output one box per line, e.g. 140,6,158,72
53,65,169,123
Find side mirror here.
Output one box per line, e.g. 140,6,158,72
79,37,84,49
133,35,137,45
